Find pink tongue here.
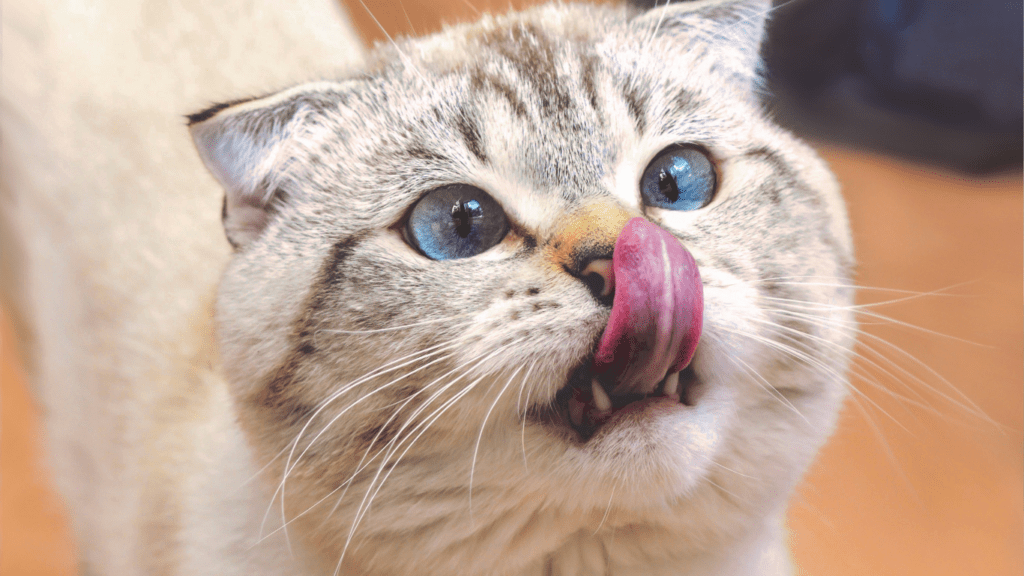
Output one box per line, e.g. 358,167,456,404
592,218,703,394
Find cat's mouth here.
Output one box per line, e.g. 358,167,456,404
539,217,706,441
551,359,702,441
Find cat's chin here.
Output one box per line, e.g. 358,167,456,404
521,352,733,508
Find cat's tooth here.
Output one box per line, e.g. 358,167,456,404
663,372,680,398
591,379,612,412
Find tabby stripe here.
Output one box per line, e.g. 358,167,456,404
251,234,367,422
470,70,529,120
406,146,449,164
669,87,700,117
741,147,816,206
579,53,602,118
621,81,648,135
455,108,487,163
484,24,578,121
741,147,846,271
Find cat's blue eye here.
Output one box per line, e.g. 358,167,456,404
639,146,717,211
406,184,510,260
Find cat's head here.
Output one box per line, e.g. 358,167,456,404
189,1,855,573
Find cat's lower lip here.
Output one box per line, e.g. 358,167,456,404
550,362,701,441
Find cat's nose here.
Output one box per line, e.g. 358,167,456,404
577,252,614,302
545,200,634,305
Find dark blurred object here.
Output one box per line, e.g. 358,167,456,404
634,0,1023,174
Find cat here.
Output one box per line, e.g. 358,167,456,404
1,0,856,574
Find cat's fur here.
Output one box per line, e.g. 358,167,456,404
2,0,855,575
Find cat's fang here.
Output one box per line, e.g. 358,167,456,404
591,379,613,412
663,372,680,398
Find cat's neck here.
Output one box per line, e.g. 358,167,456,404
667,517,792,576
513,514,791,576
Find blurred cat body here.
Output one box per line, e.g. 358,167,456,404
1,1,855,575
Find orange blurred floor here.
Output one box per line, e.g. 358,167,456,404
1,318,78,574
2,2,1022,574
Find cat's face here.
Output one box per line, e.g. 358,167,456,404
190,2,855,573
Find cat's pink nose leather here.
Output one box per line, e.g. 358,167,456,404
592,218,703,395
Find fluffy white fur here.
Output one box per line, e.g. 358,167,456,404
2,0,363,573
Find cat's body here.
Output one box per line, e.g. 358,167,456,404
2,0,363,572
1,1,855,575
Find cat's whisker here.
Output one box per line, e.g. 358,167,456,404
717,341,811,426
260,344,504,550
746,315,946,418
705,477,754,509
851,332,995,424
263,355,504,546
397,0,417,35
518,360,539,473
252,465,370,548
353,0,428,84
709,460,758,481
317,313,477,335
317,345,496,498
758,307,995,423
288,342,482,483
853,308,987,347
750,311,924,390
328,347,503,506
711,325,918,433
456,0,480,17
760,300,992,389
339,366,501,574
247,441,346,549
761,289,980,326
593,483,617,536
371,340,530,500
280,348,458,512
283,338,461,461
640,0,672,55
269,340,461,542
715,325,906,436
844,391,921,502
242,444,292,488
258,344,492,546
336,340,526,567
314,338,463,413
751,277,977,297
469,362,526,524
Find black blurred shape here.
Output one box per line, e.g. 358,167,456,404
633,0,1023,174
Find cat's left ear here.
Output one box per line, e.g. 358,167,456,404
632,0,771,91
188,82,349,248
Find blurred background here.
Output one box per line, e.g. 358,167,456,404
2,0,1021,574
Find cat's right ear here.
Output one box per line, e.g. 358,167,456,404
188,83,348,249
631,0,771,98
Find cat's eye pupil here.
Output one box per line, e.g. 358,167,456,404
450,199,478,239
407,185,509,260
657,170,679,202
639,145,716,211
